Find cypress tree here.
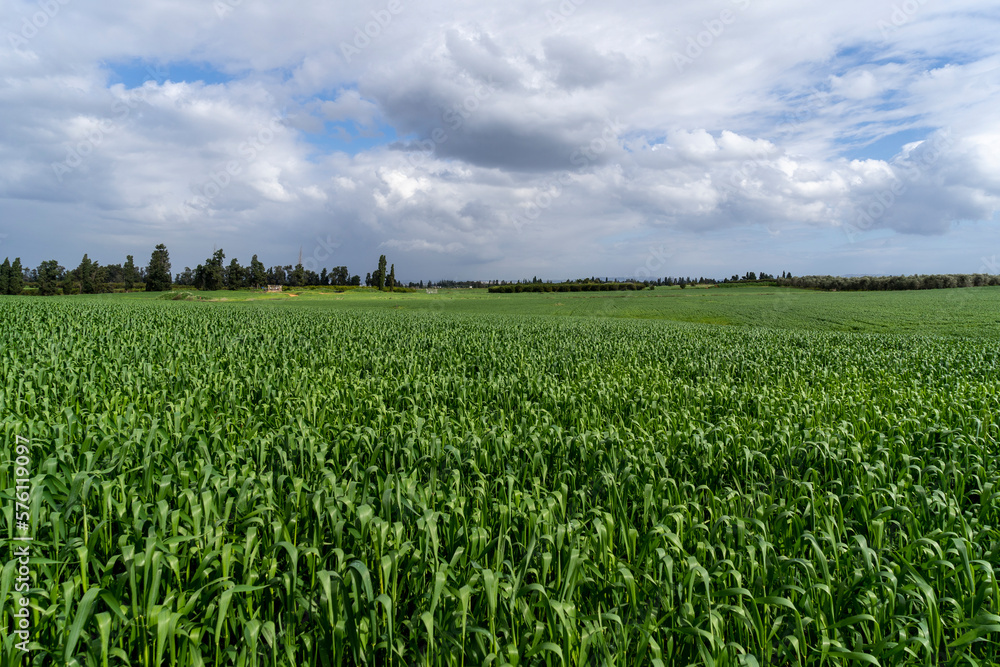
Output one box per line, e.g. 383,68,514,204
0,258,9,295
8,258,23,295
123,255,136,292
146,244,172,292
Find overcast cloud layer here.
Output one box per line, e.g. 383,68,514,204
2,0,999,280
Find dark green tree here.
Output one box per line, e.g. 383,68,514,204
9,258,22,295
77,254,96,294
248,255,267,289
193,265,206,290
268,265,287,285
388,263,395,290
145,244,172,292
123,255,136,292
92,264,109,293
0,258,9,295
36,260,63,296
290,262,306,287
376,255,387,290
225,257,244,290
202,249,225,291
61,267,77,295
329,266,349,286
176,267,194,286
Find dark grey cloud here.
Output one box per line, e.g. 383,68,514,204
542,35,633,89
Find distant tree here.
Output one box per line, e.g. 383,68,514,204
268,265,287,285
36,260,63,296
330,266,349,286
225,257,244,290
290,262,306,287
0,258,9,295
202,249,225,291
248,255,267,289
9,258,22,295
145,244,172,292
61,268,77,295
102,263,122,284
76,254,98,294
319,268,328,285
123,255,136,291
365,272,372,287
388,263,395,290
350,275,361,286
193,265,206,290
376,255,387,290
92,264,110,293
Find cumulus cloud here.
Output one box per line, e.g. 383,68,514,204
0,0,998,279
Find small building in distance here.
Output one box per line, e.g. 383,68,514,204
263,285,282,292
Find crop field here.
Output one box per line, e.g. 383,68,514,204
1,289,999,665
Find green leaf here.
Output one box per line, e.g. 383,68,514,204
65,586,102,662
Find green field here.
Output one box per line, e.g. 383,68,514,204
151,284,1000,335
1,287,999,665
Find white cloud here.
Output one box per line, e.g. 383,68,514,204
830,70,882,99
0,0,998,279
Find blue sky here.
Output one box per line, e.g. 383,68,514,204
1,0,998,281
104,60,236,88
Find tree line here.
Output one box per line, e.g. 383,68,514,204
489,281,649,293
0,245,413,295
173,249,363,290
13,245,171,296
776,274,1000,291
6,246,999,296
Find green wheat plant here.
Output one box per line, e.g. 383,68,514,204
0,296,998,665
